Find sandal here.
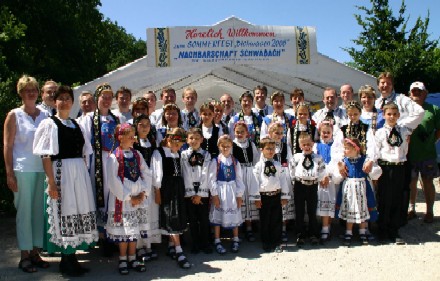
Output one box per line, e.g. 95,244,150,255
231,241,240,253
215,242,226,255
30,254,50,269
176,252,191,269
129,260,146,272
166,246,177,260
407,210,417,220
118,260,129,275
18,258,37,273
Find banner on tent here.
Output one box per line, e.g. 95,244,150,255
147,19,317,67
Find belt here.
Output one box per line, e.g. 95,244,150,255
295,178,318,186
240,163,253,167
260,190,280,196
378,159,404,166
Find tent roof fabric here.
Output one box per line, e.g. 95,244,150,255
72,17,377,116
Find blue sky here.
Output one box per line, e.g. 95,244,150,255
99,0,439,63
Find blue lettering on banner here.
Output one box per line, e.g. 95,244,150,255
187,41,212,48
178,50,237,59
239,49,283,57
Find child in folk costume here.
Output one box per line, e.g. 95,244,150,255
151,128,192,269
333,101,377,174
268,122,294,242
290,133,327,246
199,103,223,158
106,124,152,275
333,101,378,240
232,121,260,242
133,115,161,262
287,102,318,154
334,138,381,246
375,103,412,244
208,135,245,254
313,121,337,244
181,128,213,254
252,137,290,252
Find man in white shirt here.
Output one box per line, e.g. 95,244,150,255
37,80,58,115
220,93,236,125
151,87,177,126
112,86,132,120
374,72,424,130
251,85,273,117
312,87,347,128
181,87,200,130
338,84,354,110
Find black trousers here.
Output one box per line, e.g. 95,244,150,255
186,197,210,249
259,192,282,246
377,164,405,238
294,182,318,237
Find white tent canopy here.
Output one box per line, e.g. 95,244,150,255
73,17,376,117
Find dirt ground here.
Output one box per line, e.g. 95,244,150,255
1,179,439,281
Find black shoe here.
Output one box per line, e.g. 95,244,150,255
310,236,319,246
166,246,177,260
359,234,369,246
343,234,352,247
60,254,85,277
262,244,272,252
245,231,256,242
273,244,283,253
70,253,90,273
296,237,305,247
99,239,113,258
320,232,330,245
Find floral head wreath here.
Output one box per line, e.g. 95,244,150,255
163,103,179,111
346,100,362,112
115,123,134,139
295,102,311,115
200,102,215,112
344,138,360,152
166,130,187,142
94,83,113,100
318,120,334,132
270,91,285,103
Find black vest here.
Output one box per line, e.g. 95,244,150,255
51,116,84,160
201,126,220,158
232,141,254,164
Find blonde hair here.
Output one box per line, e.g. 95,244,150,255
17,75,39,95
217,135,233,146
182,87,198,98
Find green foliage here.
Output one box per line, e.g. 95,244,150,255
345,0,440,92
0,0,146,213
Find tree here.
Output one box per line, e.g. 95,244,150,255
0,0,146,213
345,0,440,92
